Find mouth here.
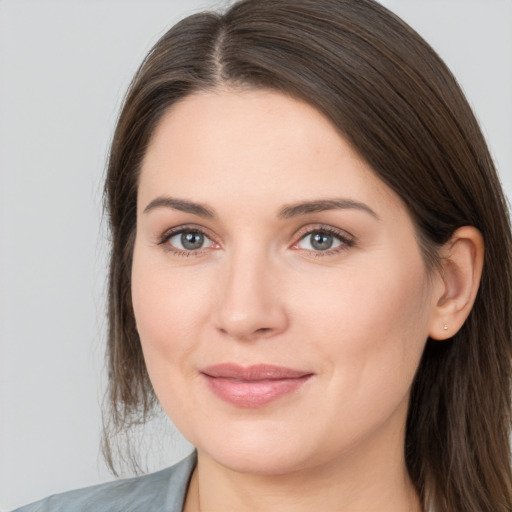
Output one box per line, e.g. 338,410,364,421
200,363,314,408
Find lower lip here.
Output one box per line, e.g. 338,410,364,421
202,374,312,408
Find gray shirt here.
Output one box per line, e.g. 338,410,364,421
12,452,197,512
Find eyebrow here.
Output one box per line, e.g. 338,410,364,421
143,197,215,218
142,196,379,220
278,199,379,220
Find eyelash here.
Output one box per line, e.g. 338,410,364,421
157,224,355,258
292,225,355,257
157,225,217,257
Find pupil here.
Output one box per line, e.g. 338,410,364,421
181,231,204,250
311,232,333,250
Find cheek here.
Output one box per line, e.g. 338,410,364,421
295,251,431,389
131,250,216,431
131,246,213,372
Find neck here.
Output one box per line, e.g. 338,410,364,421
183,418,422,512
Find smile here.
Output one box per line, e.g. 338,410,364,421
200,363,314,408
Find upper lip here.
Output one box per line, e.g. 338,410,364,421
201,363,312,381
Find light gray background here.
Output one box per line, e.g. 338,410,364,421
1,0,511,510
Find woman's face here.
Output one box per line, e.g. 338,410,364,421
132,89,439,475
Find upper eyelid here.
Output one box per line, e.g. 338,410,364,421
159,224,217,242
294,224,355,242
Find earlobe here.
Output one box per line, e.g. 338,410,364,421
429,226,484,340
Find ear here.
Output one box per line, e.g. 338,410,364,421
428,226,484,340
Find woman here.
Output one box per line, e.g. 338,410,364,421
13,0,512,511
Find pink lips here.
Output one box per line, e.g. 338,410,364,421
200,363,313,408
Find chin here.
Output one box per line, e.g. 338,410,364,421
192,419,324,476
207,445,309,476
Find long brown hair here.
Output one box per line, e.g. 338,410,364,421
102,1,512,510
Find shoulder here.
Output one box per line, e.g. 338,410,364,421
11,452,197,512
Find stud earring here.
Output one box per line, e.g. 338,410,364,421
443,324,448,331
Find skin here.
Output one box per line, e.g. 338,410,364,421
132,88,483,511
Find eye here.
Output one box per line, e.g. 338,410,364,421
294,228,353,253
162,228,217,253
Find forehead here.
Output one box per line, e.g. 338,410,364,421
138,89,403,219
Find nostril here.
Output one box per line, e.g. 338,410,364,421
217,324,276,341
255,327,272,335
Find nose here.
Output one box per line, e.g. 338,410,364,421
213,248,289,341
